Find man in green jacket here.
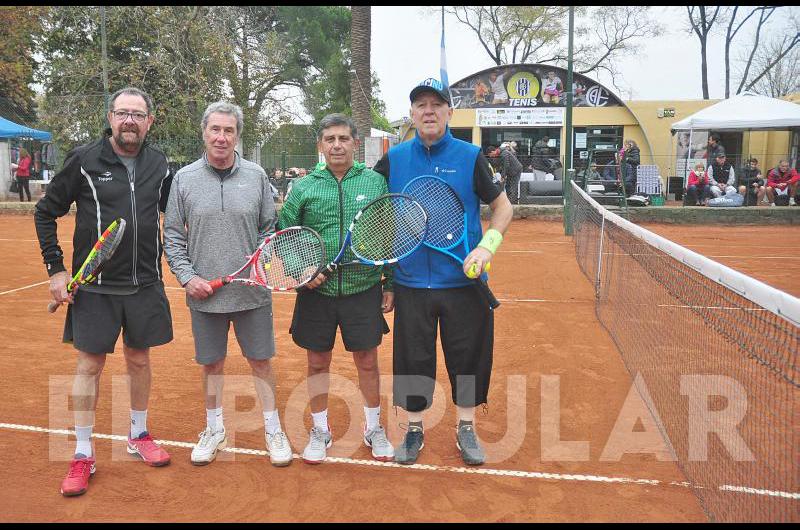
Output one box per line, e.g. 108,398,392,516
278,113,395,464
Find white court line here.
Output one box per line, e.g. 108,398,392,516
1,422,796,499
0,280,49,296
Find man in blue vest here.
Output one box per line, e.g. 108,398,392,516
373,78,513,465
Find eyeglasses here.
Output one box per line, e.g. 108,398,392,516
111,110,148,122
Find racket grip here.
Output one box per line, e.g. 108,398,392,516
208,277,228,291
475,277,501,310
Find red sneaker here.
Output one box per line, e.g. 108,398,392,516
60,455,96,497
127,432,171,467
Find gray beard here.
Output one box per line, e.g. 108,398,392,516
115,130,143,151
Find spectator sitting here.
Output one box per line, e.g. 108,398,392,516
765,159,800,206
685,162,712,206
707,153,736,198
737,157,765,206
587,162,601,181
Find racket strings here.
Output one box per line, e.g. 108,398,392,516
350,196,426,261
404,179,465,249
258,228,325,289
81,220,126,280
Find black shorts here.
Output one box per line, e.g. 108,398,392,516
392,284,494,412
290,283,389,352
63,281,173,355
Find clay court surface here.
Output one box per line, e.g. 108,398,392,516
0,213,796,522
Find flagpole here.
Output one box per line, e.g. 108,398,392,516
440,6,452,103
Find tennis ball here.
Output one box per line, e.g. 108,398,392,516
466,262,491,279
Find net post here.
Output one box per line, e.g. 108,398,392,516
595,214,604,299
563,168,575,235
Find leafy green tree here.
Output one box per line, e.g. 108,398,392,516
36,6,225,160
0,6,47,125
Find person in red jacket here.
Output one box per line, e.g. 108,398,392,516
685,162,711,206
11,147,32,201
765,160,800,206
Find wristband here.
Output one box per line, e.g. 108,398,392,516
477,229,503,255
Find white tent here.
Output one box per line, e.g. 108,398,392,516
670,92,800,188
671,92,800,132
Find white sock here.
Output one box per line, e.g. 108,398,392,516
263,409,282,435
130,409,147,438
207,407,224,432
364,406,380,431
75,425,93,457
311,410,329,432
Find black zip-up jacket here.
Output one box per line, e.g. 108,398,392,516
34,130,173,288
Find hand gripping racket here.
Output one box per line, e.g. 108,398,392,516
298,193,428,290
208,226,326,292
47,217,126,313
402,175,500,309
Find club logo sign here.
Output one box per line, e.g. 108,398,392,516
507,72,540,107
585,85,609,107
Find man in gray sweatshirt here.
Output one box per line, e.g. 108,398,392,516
163,101,293,467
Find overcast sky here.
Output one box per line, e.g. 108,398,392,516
371,6,798,122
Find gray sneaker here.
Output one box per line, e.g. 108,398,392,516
302,427,332,464
394,426,424,465
364,426,394,462
456,423,485,465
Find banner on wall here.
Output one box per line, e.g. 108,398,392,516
476,107,565,127
450,64,622,110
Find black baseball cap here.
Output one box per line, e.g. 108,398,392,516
409,78,451,106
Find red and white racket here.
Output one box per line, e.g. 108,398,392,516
208,226,326,292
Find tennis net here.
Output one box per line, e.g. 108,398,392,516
570,181,799,522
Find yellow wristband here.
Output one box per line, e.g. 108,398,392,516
477,229,503,255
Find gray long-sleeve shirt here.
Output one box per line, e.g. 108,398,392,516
163,153,276,313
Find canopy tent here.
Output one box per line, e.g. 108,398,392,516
0,116,52,141
670,92,800,187
671,92,800,132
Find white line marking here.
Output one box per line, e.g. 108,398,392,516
1,422,796,499
0,281,50,296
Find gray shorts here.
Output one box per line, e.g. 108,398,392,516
190,305,276,365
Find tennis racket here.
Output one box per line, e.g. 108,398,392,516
298,193,428,291
208,226,326,292
402,175,500,309
47,217,126,313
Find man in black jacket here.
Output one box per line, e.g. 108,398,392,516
500,141,523,204
34,87,174,497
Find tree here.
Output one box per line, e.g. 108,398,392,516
741,35,800,97
723,6,770,98
0,6,47,125
350,6,371,162
686,6,722,99
445,6,569,65
443,6,662,89
736,10,800,96
36,6,226,160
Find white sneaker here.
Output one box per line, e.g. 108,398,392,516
770,202,776,207
191,426,226,465
364,425,394,462
791,197,796,206
265,430,293,467
302,426,332,464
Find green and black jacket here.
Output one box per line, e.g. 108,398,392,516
277,161,392,298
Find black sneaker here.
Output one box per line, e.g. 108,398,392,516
456,423,485,465
395,426,424,465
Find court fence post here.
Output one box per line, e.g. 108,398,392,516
563,168,574,235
